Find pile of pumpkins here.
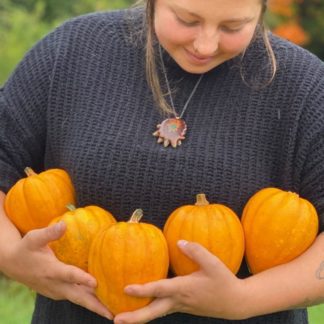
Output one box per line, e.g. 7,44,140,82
4,167,319,315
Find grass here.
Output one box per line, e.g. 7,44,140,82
0,276,324,323
308,303,324,324
0,276,34,324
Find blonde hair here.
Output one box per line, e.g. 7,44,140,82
139,0,276,115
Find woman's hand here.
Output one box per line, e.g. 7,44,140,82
114,240,248,324
0,221,113,320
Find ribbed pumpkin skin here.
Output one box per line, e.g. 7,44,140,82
4,168,76,234
242,187,319,274
163,194,245,276
49,205,116,271
88,211,169,315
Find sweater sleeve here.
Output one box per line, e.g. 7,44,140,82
295,64,324,232
0,25,63,193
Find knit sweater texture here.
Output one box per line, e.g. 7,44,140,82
1,8,324,324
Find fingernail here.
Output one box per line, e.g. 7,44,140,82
124,285,134,293
105,313,113,320
114,320,124,324
54,221,64,233
177,240,188,247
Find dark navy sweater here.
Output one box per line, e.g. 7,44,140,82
1,8,324,324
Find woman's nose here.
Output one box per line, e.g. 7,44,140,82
193,29,219,56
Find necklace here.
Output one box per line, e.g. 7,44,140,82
153,46,204,148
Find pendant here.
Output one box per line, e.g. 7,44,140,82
153,117,187,148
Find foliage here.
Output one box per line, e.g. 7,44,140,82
0,0,134,85
266,0,324,58
0,276,35,324
0,2,56,85
309,304,324,324
5,0,134,22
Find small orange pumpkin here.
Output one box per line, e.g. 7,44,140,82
242,187,319,274
88,209,169,315
49,204,116,271
163,193,245,276
5,167,76,234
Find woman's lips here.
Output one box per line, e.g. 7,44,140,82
184,48,215,65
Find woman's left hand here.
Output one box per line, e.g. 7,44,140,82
113,240,249,324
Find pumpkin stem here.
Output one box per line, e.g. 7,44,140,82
24,167,37,177
129,209,144,223
66,204,76,211
195,193,210,206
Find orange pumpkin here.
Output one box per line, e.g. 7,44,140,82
242,187,319,274
49,204,116,271
5,167,76,234
88,209,169,315
163,193,245,276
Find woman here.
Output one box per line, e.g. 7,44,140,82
0,0,323,323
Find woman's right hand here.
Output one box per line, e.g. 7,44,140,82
0,221,113,320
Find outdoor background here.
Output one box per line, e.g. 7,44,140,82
1,0,324,323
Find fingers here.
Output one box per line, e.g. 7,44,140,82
177,240,223,275
114,297,173,324
117,278,185,323
6,219,112,320
24,222,96,288
124,277,179,298
116,278,181,323
66,284,113,320
54,263,97,288
24,221,66,249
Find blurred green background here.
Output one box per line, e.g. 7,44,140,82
0,0,323,86
0,0,133,85
0,0,324,323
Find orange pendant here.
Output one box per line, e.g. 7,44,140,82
153,118,187,148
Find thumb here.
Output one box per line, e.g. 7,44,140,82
24,221,66,249
177,240,224,274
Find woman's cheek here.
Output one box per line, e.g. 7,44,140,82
156,20,195,46
220,30,256,54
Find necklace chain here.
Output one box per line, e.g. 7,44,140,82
153,46,204,148
159,46,203,119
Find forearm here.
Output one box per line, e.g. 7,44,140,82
242,232,324,318
0,191,22,271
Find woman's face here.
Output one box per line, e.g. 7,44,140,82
154,0,263,74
